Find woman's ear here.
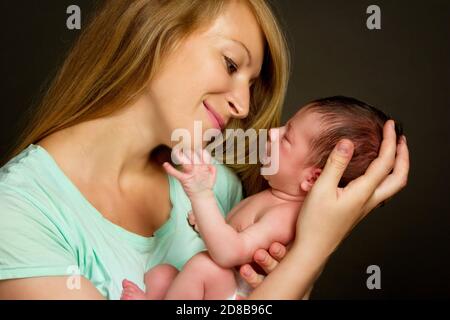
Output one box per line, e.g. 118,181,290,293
300,167,322,192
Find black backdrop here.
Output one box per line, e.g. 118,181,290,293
0,0,449,299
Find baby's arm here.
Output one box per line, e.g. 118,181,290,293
163,148,296,268
193,196,295,268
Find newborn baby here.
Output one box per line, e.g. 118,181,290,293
121,96,403,300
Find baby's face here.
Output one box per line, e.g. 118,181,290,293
262,107,323,193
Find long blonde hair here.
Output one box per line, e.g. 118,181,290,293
6,0,290,196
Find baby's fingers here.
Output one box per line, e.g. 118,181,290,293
202,149,213,164
187,211,196,225
162,162,186,181
173,148,192,165
192,149,202,165
171,148,195,172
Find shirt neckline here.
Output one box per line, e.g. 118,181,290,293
29,143,175,249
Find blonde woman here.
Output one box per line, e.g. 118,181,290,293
0,0,408,300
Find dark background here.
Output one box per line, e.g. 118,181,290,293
1,0,449,299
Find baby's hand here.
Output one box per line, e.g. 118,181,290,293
162,148,216,199
187,211,200,233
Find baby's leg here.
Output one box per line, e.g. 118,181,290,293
144,264,179,299
121,264,178,300
164,252,237,300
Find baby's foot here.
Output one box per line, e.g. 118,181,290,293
121,279,147,300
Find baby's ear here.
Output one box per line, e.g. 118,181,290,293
300,167,322,192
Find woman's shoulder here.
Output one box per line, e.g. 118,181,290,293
0,144,63,217
1,144,45,188
0,148,77,284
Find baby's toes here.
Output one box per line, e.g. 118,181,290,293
122,279,141,293
121,279,146,300
122,279,136,289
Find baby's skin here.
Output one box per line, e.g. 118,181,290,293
121,108,323,300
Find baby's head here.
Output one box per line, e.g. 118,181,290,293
263,96,403,194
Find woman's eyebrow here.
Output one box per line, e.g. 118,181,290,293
230,38,252,64
226,37,260,81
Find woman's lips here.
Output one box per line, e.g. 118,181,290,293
203,102,225,130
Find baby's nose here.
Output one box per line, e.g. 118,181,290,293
269,128,279,142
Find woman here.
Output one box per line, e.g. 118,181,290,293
0,0,408,299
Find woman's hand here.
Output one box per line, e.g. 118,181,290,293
246,120,409,299
239,242,287,288
295,120,409,257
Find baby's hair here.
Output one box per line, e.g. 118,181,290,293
303,96,403,187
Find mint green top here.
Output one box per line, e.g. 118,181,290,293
0,144,243,299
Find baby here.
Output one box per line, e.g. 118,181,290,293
121,96,403,300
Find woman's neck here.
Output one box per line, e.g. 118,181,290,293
38,95,165,190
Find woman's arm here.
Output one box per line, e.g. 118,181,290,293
0,277,105,299
247,120,409,299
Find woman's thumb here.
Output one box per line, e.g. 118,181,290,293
318,139,354,189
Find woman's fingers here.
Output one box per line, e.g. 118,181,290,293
364,135,409,214
314,139,354,194
361,120,397,194
239,264,265,289
343,120,398,207
253,249,280,274
268,242,287,261
239,243,287,289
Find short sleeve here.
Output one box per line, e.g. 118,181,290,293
212,163,244,217
0,186,77,280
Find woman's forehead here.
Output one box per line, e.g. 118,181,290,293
204,1,265,65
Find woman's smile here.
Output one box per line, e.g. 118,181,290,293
203,101,226,130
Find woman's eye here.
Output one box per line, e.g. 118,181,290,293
224,56,238,74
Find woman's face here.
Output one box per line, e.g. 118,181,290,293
147,0,265,149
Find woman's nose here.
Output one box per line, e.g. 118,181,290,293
227,84,250,119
